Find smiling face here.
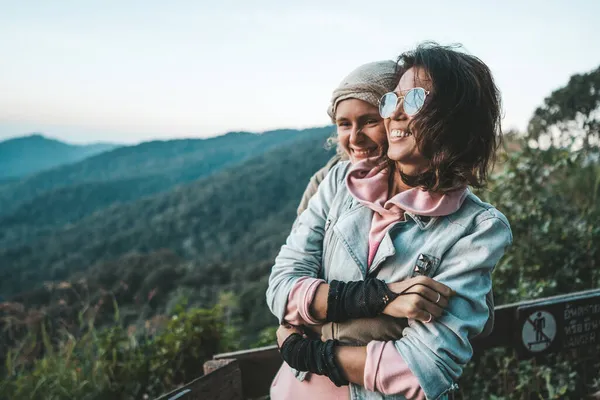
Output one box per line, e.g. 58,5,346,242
383,44,502,193
384,67,431,175
335,98,387,164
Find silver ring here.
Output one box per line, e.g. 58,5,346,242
425,313,433,323
435,292,441,304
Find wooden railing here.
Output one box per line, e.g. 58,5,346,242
156,288,600,400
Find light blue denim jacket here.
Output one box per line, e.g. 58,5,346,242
266,161,512,400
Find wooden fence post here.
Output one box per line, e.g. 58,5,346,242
213,345,282,399
156,358,243,400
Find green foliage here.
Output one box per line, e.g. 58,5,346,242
528,65,600,150
460,346,600,400
0,302,234,400
461,142,600,398
480,146,600,305
252,326,278,349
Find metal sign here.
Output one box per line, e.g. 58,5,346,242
515,289,600,359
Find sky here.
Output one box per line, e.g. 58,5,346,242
0,0,599,145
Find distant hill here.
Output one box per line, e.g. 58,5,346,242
0,134,118,179
0,128,335,300
0,128,333,236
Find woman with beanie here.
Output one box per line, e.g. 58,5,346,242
267,43,512,399
296,60,396,216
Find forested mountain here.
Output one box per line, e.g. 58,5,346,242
0,127,335,314
0,134,118,179
0,128,332,247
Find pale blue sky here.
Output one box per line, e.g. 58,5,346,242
0,0,598,144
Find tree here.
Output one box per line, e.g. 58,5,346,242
528,66,600,151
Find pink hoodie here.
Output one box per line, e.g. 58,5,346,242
279,160,467,399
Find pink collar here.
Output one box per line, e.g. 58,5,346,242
346,159,468,218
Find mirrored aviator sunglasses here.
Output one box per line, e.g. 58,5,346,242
378,87,430,118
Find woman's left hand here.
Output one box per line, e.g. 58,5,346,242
276,324,303,348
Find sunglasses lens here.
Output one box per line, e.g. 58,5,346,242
403,88,426,116
379,92,398,118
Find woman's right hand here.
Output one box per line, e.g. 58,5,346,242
382,276,455,322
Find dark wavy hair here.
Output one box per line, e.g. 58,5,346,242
393,42,502,193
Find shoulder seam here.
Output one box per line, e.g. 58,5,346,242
473,213,513,244
446,196,510,236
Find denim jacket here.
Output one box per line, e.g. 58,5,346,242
266,161,512,400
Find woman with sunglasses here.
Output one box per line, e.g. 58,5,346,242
273,59,456,399
267,43,512,399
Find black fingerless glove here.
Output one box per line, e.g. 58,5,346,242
280,333,348,387
326,278,398,322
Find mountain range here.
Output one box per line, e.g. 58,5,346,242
0,134,118,180
0,128,330,246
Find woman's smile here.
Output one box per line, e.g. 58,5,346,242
350,146,379,159
388,129,413,142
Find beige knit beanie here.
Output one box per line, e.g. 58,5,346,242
327,60,399,122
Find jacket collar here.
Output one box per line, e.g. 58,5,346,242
345,158,468,220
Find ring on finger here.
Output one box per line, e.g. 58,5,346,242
425,312,433,323
435,292,441,304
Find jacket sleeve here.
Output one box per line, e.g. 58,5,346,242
284,277,325,325
385,211,512,399
266,161,349,323
297,154,342,216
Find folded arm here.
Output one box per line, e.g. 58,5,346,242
342,215,511,398
280,214,512,399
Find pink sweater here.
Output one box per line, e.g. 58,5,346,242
278,160,466,399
